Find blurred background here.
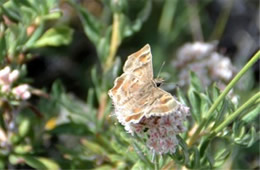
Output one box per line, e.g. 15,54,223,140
0,0,259,169
27,0,259,98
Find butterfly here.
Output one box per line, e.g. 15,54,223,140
108,44,180,125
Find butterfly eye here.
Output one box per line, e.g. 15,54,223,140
154,78,164,87
156,82,162,87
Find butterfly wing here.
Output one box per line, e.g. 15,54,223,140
145,88,180,117
108,44,153,106
108,44,154,123
120,86,180,124
123,44,153,80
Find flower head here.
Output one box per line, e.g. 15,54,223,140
173,42,236,87
12,84,31,100
173,42,239,105
117,101,189,155
0,66,20,93
0,66,31,100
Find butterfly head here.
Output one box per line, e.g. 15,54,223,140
153,78,165,87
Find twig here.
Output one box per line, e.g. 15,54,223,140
105,13,120,72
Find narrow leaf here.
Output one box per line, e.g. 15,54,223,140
242,104,260,123
188,89,201,122
72,2,102,45
33,26,73,47
37,157,60,170
21,155,47,170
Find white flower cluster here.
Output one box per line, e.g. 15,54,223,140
174,42,236,87
118,102,189,154
0,66,31,100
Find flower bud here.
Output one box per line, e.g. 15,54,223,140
1,84,10,93
9,70,20,83
0,66,11,85
12,84,31,100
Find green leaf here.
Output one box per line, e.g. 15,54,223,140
96,27,111,62
176,135,190,165
190,147,200,168
131,160,146,170
91,67,101,99
106,154,127,169
199,138,210,158
86,88,96,122
247,127,257,147
199,93,210,118
121,0,152,38
16,24,27,48
41,11,62,21
232,122,258,147
209,84,221,103
48,123,91,136
95,165,114,170
22,155,47,170
105,57,122,87
188,89,201,122
189,72,203,92
0,32,6,62
176,87,189,107
132,140,153,168
33,26,73,47
214,148,230,167
205,151,214,168
24,23,45,49
6,28,18,56
242,104,260,123
119,130,132,144
81,139,107,155
9,154,21,165
37,157,60,170
9,155,47,170
13,0,33,9
72,2,102,45
211,100,228,130
0,159,4,169
1,5,20,22
14,144,32,154
233,122,246,139
51,80,65,100
18,118,30,138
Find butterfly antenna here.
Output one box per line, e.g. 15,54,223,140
156,61,165,79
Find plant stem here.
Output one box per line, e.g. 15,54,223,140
105,13,120,72
186,0,203,41
158,0,177,36
214,92,260,133
132,136,154,168
154,153,159,170
188,50,260,146
209,0,233,40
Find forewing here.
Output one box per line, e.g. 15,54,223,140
108,75,150,124
108,73,145,107
108,44,154,106
123,44,153,80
